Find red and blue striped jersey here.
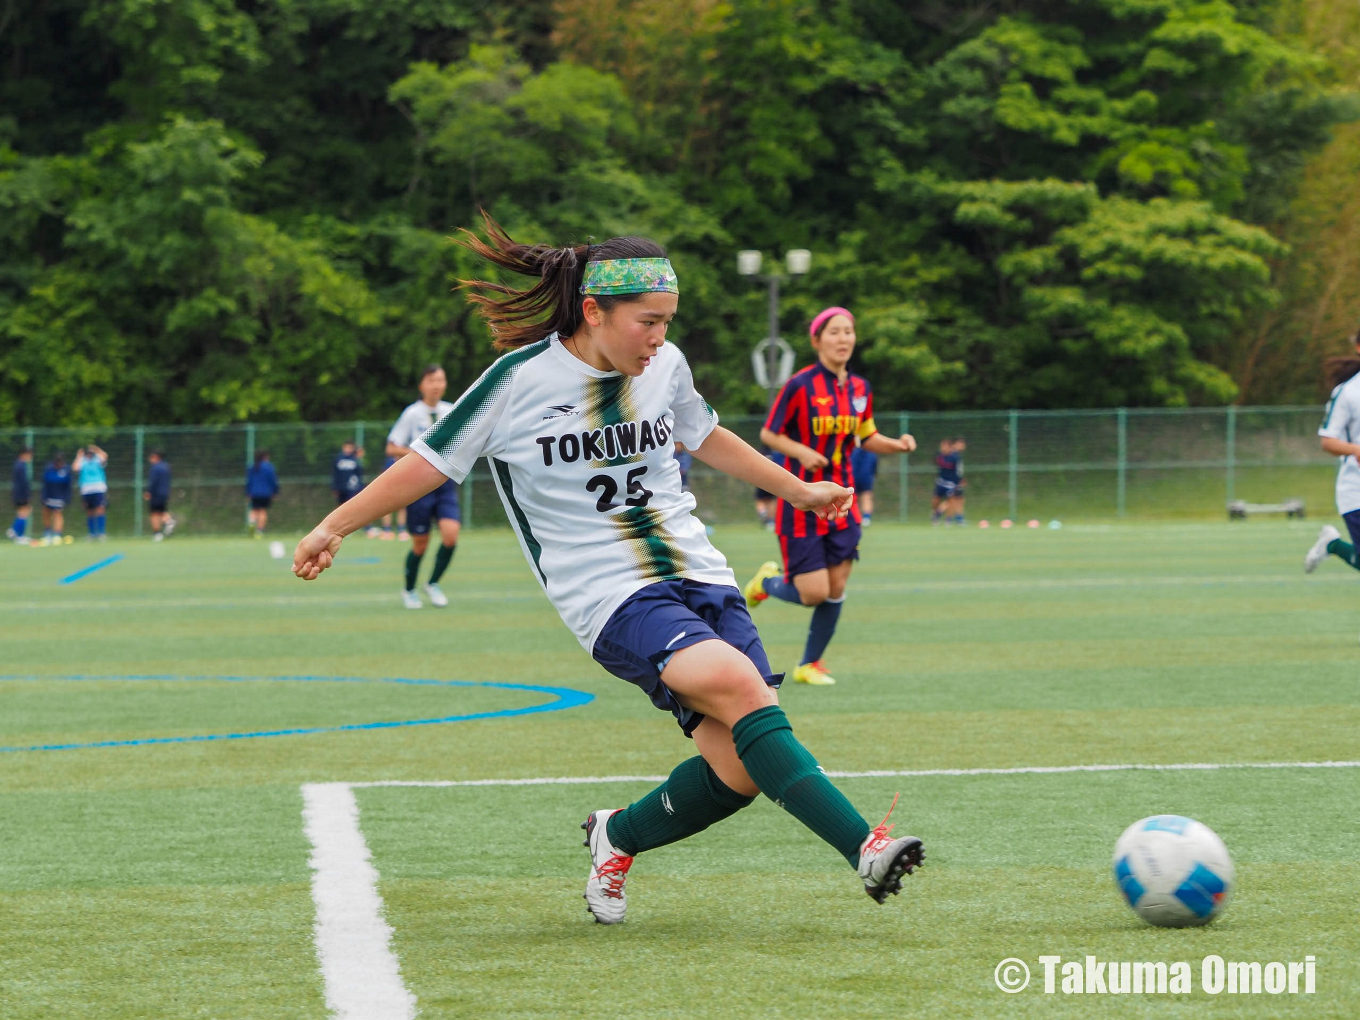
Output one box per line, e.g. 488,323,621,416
764,363,879,537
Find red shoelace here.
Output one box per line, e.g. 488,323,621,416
862,792,901,856
594,853,634,899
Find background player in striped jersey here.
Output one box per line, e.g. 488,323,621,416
292,218,925,924
386,365,459,609
745,306,916,686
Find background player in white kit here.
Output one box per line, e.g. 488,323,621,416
293,215,925,924
386,365,460,608
1305,326,1360,588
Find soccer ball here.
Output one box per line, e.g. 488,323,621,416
1112,815,1234,927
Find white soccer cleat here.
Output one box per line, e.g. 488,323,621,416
1304,525,1341,573
152,532,164,542
163,516,176,536
401,588,422,609
857,795,925,904
424,582,448,607
581,808,632,924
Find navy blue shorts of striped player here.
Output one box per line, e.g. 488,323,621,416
933,481,956,499
405,478,461,534
779,520,861,581
592,579,784,737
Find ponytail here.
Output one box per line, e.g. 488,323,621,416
455,210,668,350
1325,325,1360,390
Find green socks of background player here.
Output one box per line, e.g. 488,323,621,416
404,543,456,591
606,755,754,855
1327,537,1360,570
606,706,872,867
429,543,455,583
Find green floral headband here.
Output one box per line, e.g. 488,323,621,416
580,258,679,296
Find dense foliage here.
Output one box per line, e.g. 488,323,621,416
1,0,1355,426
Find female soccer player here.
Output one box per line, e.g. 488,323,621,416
73,444,109,540
745,307,916,686
293,219,924,924
40,451,71,544
245,450,279,536
1305,325,1360,577
8,447,32,544
386,365,459,609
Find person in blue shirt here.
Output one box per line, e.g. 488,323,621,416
850,443,878,526
931,438,962,525
673,440,693,493
332,441,365,505
245,450,280,537
73,444,110,540
8,447,33,544
144,450,174,540
41,452,72,544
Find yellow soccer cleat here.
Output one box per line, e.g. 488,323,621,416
792,660,837,686
744,561,782,608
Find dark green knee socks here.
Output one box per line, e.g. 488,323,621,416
731,705,871,867
606,755,754,856
429,543,456,583
404,550,421,591
1328,538,1360,571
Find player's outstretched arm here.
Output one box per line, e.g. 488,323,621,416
294,454,446,580
690,426,853,521
862,431,916,455
759,427,828,470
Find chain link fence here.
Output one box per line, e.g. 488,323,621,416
1,406,1338,536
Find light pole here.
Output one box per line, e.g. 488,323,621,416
738,248,810,405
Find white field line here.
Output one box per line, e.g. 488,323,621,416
5,571,1346,612
301,782,417,1020
349,759,1360,788
304,758,1360,1010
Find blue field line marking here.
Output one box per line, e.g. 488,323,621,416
0,674,593,753
57,554,125,585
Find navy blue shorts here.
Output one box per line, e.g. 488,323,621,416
933,481,956,499
406,478,460,534
250,496,272,510
1345,509,1360,547
779,522,860,580
850,448,878,493
82,492,106,510
593,579,783,737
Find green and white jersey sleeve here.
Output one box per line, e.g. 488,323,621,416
388,399,455,450
1319,375,1360,514
411,336,735,650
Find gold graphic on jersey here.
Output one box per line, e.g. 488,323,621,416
612,505,688,582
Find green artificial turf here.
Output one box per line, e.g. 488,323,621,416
1,521,1357,1018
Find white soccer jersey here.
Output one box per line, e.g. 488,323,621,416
1319,374,1360,514
389,398,455,450
412,335,736,650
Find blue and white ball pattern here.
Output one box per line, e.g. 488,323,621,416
1113,815,1234,927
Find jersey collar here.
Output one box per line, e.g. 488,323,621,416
547,332,624,379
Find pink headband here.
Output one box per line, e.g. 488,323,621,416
809,306,854,339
